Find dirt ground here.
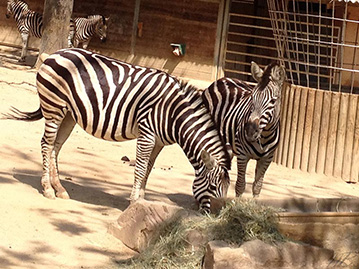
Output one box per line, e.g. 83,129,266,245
0,47,358,268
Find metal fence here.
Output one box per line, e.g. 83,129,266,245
267,0,359,94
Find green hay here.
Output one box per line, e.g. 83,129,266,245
118,199,285,269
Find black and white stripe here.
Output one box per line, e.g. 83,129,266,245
202,62,285,197
5,48,231,213
6,0,43,61
68,15,109,49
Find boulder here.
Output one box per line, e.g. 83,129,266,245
202,239,335,269
108,200,189,252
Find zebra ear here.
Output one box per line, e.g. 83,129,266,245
271,65,286,84
201,150,216,170
251,61,263,82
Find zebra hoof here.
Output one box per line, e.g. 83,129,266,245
56,191,70,199
43,189,56,199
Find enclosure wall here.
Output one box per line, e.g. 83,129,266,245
274,83,359,182
0,0,222,83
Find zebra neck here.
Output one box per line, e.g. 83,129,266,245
13,3,29,21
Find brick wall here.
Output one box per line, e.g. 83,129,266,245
0,0,221,82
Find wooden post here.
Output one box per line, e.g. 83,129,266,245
316,91,332,174
351,98,359,182
325,92,340,177
300,88,315,172
308,90,324,173
274,83,289,164
130,0,141,56
282,85,295,167
342,94,358,181
293,86,308,170
287,85,301,169
334,93,349,178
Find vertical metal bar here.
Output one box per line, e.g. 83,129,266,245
214,0,230,80
305,0,310,87
338,2,348,93
329,0,336,92
130,0,141,55
292,0,303,85
317,0,322,90
350,18,359,94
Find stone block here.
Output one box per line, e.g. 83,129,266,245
202,239,335,269
108,200,188,252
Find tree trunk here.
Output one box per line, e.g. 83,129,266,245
35,0,73,68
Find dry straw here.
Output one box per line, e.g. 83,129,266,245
118,199,285,269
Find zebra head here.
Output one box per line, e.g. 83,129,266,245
193,149,231,213
244,62,286,143
6,0,15,18
95,15,109,43
6,0,28,19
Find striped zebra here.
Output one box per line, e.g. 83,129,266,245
4,48,231,213
202,62,285,197
6,0,43,62
68,15,109,49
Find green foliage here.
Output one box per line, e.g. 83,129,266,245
118,199,285,269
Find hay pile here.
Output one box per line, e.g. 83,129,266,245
119,199,285,269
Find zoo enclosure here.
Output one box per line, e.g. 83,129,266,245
266,0,359,182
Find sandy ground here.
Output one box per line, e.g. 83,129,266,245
0,47,358,268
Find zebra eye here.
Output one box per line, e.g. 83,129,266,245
209,184,217,191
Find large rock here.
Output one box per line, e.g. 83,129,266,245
202,239,335,269
108,200,191,252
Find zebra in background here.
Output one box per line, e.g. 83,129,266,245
202,62,285,198
6,0,43,62
68,15,109,49
4,48,231,213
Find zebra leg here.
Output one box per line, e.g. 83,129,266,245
139,141,163,199
50,113,76,199
19,32,29,62
130,132,157,203
41,113,74,199
252,155,273,197
235,156,249,197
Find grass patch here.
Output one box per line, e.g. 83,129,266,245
118,199,285,269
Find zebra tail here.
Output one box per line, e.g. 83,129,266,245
1,107,43,121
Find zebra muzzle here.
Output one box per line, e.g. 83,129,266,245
244,119,261,142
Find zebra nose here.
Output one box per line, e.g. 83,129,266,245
6,14,10,19
101,37,107,43
244,119,260,142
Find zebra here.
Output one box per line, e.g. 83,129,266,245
4,48,232,213
6,0,43,62
202,62,285,198
6,0,108,61
68,15,109,49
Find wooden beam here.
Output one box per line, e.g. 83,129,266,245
131,0,141,55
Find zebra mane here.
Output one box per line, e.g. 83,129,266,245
179,81,202,99
14,0,29,9
87,15,107,25
258,61,279,91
